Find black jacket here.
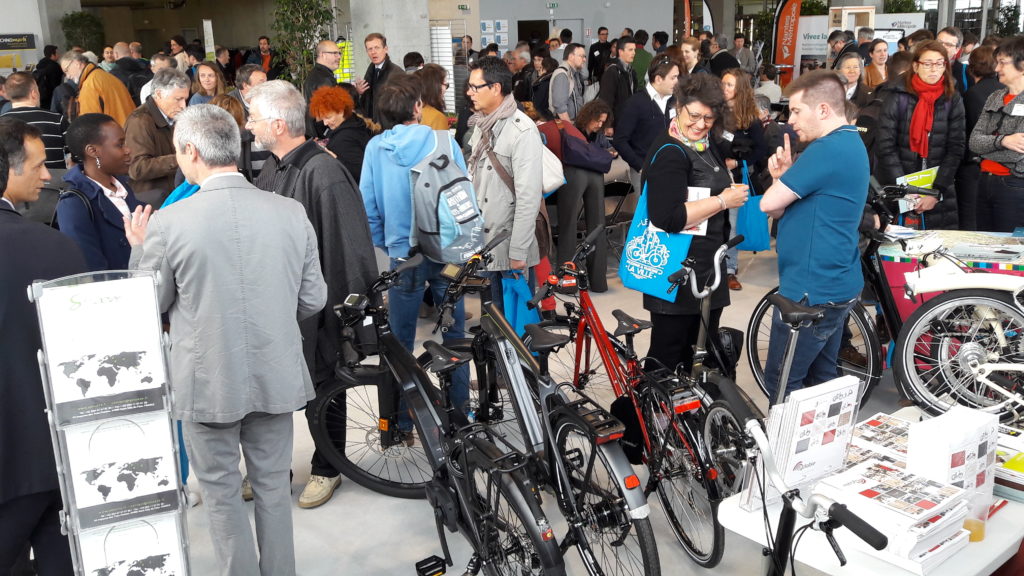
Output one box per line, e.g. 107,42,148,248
303,62,337,137
613,89,672,172
709,50,741,77
831,42,860,69
588,41,611,80
359,57,404,125
111,57,152,105
33,57,64,110
598,59,637,128
0,203,88,505
965,76,1001,138
952,60,975,96
325,114,372,183
875,83,966,230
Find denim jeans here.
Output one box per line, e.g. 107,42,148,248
763,297,858,404
388,258,469,425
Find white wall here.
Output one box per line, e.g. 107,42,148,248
478,0,672,48
350,0,431,80
2,0,80,69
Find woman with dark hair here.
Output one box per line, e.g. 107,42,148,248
574,98,614,149
876,40,966,230
864,38,890,89
414,63,451,131
719,68,767,291
965,45,1001,134
836,52,874,109
309,85,374,183
188,61,227,105
970,37,1024,232
57,113,144,271
641,74,749,372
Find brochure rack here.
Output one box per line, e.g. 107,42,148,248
28,271,189,576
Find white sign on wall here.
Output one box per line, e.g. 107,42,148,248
874,13,927,36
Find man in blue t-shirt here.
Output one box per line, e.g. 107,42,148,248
760,70,869,403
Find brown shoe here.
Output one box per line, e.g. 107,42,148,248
727,274,742,291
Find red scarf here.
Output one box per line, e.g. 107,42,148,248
908,75,947,158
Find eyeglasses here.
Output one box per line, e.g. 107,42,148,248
939,41,959,50
442,82,450,89
245,116,277,127
322,51,341,56
682,105,715,125
467,81,495,93
917,60,946,69
996,59,1015,68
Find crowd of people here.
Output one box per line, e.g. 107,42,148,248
2,20,1024,576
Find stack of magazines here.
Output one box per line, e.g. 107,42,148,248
816,459,970,575
996,424,1024,503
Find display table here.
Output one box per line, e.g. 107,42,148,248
718,492,1024,576
878,230,1024,322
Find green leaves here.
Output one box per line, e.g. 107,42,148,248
271,0,337,86
883,0,921,14
60,11,105,55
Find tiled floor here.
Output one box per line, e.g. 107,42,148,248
185,248,903,575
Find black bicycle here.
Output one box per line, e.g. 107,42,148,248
309,247,564,576
430,230,661,576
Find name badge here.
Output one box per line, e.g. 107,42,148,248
668,108,677,119
1012,104,1024,117
721,130,735,142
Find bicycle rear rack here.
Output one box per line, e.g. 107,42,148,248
556,386,626,444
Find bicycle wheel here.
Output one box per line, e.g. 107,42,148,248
465,437,563,576
642,390,723,568
746,287,882,404
893,289,1024,421
540,320,621,407
702,400,749,499
553,417,661,576
308,367,432,499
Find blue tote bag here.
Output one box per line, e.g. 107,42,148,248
618,143,695,303
735,160,770,252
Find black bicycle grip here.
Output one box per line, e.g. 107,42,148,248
828,503,888,551
482,229,513,255
394,253,424,275
583,225,603,246
667,267,688,286
902,184,940,198
726,235,746,249
440,306,454,330
527,287,546,310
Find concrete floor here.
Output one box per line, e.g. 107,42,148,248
184,247,904,575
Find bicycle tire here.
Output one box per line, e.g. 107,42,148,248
308,367,432,499
552,416,661,576
702,400,749,500
746,287,882,404
539,320,622,407
464,436,564,576
642,390,723,568
892,289,1024,422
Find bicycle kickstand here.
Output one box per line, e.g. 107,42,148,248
819,519,848,567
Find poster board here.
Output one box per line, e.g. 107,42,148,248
31,271,189,576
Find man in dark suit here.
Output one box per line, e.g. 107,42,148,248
613,55,678,194
709,33,742,77
355,32,404,125
0,118,87,575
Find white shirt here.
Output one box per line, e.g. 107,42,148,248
1,197,14,210
200,171,246,188
139,80,153,104
845,82,857,100
754,81,783,104
88,177,131,217
646,84,671,116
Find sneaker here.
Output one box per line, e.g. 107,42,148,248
298,475,342,509
838,345,868,367
241,476,253,501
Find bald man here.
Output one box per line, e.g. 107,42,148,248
302,40,341,137
111,41,151,104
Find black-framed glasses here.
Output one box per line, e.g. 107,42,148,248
467,81,495,93
322,51,341,56
682,105,715,125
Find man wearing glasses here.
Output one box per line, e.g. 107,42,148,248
937,26,972,95
589,27,611,83
827,30,858,70
303,40,342,137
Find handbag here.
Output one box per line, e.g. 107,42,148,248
618,143,695,302
735,160,771,252
557,122,614,174
540,144,565,195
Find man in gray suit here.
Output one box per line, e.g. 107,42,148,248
124,105,327,576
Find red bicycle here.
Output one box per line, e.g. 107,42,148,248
525,228,727,568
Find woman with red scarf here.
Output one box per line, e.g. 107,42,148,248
875,40,966,230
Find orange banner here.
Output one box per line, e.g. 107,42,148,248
772,0,802,87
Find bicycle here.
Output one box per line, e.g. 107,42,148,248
527,228,744,568
309,247,565,576
745,181,942,405
432,229,661,576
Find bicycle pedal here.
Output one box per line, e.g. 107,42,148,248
415,555,447,576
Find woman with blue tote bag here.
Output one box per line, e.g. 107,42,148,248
619,74,749,373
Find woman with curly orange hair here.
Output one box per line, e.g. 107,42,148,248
309,84,374,182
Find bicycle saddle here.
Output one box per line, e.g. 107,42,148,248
611,309,653,337
423,340,473,374
768,293,825,326
523,324,571,354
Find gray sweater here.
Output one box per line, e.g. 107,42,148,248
970,88,1024,179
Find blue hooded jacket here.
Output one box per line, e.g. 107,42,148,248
58,164,144,271
359,123,466,259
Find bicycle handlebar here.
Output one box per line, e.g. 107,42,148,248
827,503,889,551
433,229,512,333
666,235,745,299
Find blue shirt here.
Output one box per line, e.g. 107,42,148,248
777,125,867,305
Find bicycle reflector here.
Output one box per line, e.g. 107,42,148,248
379,418,389,431
541,526,555,541
624,474,641,490
670,387,701,414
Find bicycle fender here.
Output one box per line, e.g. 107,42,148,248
596,441,651,520
904,269,1024,297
